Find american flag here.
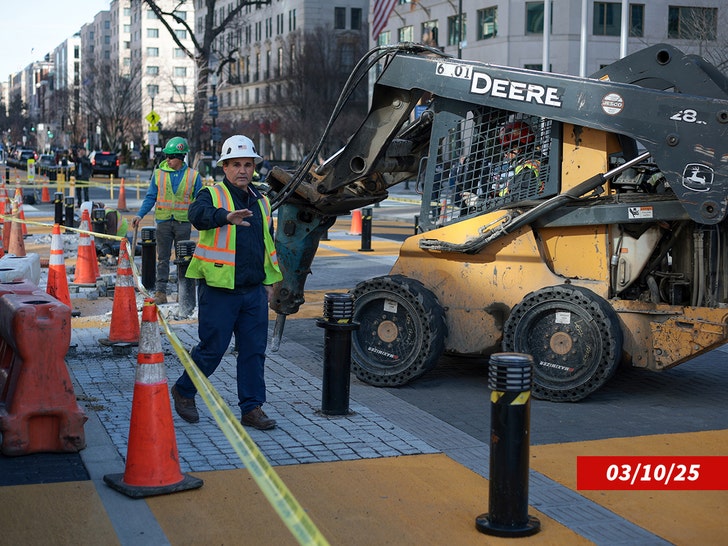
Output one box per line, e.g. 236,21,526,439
372,0,397,40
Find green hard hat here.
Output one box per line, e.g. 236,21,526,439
163,136,189,155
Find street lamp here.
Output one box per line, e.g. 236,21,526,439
209,71,220,157
149,87,158,161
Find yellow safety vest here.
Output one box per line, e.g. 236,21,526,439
186,184,282,289
498,159,541,196
154,167,198,222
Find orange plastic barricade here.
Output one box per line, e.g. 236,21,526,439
0,291,86,455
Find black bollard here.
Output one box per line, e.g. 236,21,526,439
476,353,540,537
174,240,197,318
54,192,64,225
91,207,106,234
358,207,373,252
64,196,75,233
140,227,157,291
315,293,359,415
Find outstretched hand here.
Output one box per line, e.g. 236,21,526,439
227,209,253,226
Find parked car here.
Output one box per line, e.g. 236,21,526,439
192,152,224,183
36,154,58,178
9,149,37,169
89,151,119,177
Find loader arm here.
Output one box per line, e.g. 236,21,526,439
268,43,728,318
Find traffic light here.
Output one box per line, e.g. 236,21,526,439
209,95,218,118
211,127,222,142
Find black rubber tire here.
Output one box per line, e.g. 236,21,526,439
350,275,447,387
502,284,623,402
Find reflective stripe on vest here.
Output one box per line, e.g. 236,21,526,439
192,186,236,267
155,168,198,221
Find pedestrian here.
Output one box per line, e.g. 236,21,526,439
171,135,282,431
75,148,92,205
130,136,202,304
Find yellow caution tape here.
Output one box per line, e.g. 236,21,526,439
128,259,329,546
0,213,125,242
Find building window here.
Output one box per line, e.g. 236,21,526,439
668,6,717,40
593,3,644,37
289,9,296,31
477,7,497,40
146,66,159,75
377,30,391,46
173,84,187,96
174,67,187,77
123,24,131,33
175,29,187,40
335,7,346,30
147,9,158,19
147,28,159,38
174,48,186,58
447,15,466,46
147,47,159,57
147,84,159,96
173,10,187,21
398,25,414,43
525,2,552,35
340,43,355,71
422,21,439,47
351,8,362,30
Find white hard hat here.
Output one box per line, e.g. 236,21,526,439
218,135,263,164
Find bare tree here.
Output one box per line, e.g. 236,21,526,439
5,94,31,148
669,6,728,72
270,25,369,161
81,60,142,151
139,0,272,154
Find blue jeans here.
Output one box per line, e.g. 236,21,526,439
155,219,192,293
174,281,269,415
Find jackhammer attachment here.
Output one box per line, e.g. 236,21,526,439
269,201,336,350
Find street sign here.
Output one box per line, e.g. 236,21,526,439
149,123,159,132
148,132,159,146
145,110,160,126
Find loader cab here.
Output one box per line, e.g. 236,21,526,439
416,102,561,232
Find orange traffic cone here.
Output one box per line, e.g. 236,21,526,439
0,182,7,222
116,178,128,211
2,193,11,252
103,299,203,498
7,200,26,257
72,209,99,285
46,224,71,306
13,187,27,237
349,209,362,235
99,239,140,346
41,180,51,203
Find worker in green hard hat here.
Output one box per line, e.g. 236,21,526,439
130,136,203,304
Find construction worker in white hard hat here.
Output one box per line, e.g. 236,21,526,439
171,135,282,432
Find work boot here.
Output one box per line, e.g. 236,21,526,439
241,406,276,430
154,291,168,305
171,385,199,423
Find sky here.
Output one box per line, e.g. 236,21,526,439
0,0,111,78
